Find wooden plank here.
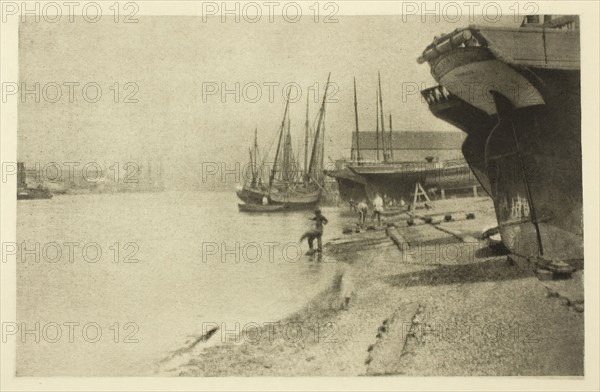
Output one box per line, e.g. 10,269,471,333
366,302,421,375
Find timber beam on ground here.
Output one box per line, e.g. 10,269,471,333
386,227,410,250
327,231,394,253
430,224,479,244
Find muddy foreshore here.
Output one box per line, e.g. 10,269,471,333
160,198,584,377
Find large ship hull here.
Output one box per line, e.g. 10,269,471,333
420,20,582,265
348,160,479,202
325,167,367,203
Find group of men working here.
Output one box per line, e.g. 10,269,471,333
353,194,384,226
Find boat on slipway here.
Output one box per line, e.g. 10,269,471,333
349,158,477,201
418,15,582,267
331,74,478,205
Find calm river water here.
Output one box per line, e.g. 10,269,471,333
16,191,343,375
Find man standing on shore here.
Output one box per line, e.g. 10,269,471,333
300,209,329,254
372,194,383,226
357,200,368,226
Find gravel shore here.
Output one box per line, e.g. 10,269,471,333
164,198,584,376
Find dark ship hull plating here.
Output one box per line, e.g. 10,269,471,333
419,18,582,265
325,167,367,203
348,160,479,202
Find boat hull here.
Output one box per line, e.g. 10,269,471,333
268,188,320,206
238,203,287,213
421,33,582,264
349,160,478,202
17,188,53,200
235,186,266,204
236,183,320,209
485,86,582,262
325,168,367,203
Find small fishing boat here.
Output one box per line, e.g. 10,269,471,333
238,203,287,213
16,163,53,200
17,187,53,200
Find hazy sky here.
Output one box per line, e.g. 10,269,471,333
18,15,521,186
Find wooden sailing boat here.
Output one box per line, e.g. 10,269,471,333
236,128,268,204
236,73,331,209
268,73,331,206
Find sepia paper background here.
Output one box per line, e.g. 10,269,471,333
1,0,598,390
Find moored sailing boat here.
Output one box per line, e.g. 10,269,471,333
267,74,331,207
236,128,268,204
237,74,331,209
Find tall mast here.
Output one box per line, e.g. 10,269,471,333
249,147,255,185
282,121,290,183
304,93,309,176
321,108,326,183
375,87,380,161
389,114,394,161
287,116,293,182
254,128,259,159
308,73,331,180
253,128,259,181
378,72,386,162
353,77,361,164
269,89,291,190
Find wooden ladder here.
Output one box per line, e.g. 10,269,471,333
410,182,431,211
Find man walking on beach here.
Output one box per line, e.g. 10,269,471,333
372,194,383,226
300,209,329,254
357,200,368,226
